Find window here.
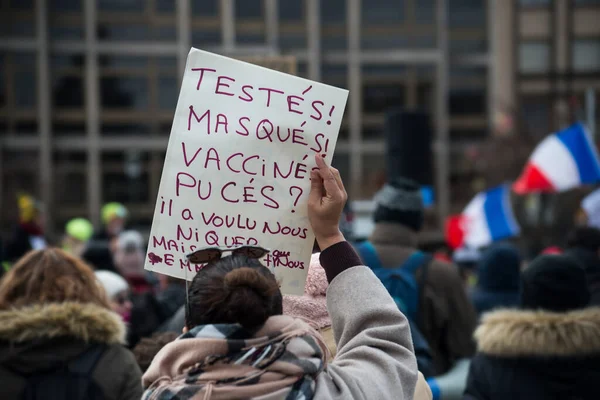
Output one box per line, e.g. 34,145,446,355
322,0,345,23
279,0,304,22
50,0,82,11
53,152,87,206
192,0,219,16
49,0,84,39
14,54,37,108
449,89,486,115
102,151,151,204
572,40,600,72
236,0,266,45
519,42,551,73
519,0,551,7
99,56,177,134
279,0,306,50
362,0,405,25
0,54,5,108
52,55,85,109
97,1,177,42
322,0,346,50
449,0,486,28
574,0,600,5
415,0,435,24
363,83,406,114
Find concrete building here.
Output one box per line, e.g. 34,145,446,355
0,0,598,237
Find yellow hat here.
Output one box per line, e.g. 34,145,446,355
17,194,41,223
65,218,94,242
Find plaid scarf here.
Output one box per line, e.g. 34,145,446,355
142,315,327,400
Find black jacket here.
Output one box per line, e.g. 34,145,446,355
565,247,600,306
0,302,142,400
464,307,600,400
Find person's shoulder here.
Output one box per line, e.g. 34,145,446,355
427,258,461,279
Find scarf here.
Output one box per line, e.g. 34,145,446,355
142,315,327,400
283,254,331,329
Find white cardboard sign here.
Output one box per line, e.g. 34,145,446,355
144,48,348,295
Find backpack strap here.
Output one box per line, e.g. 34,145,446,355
356,241,383,270
68,344,106,376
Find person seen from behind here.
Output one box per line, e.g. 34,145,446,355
142,155,419,399
0,248,142,400
112,231,169,348
62,217,94,258
95,270,134,324
470,243,521,316
564,226,600,305
5,194,47,263
83,202,128,272
464,254,600,400
356,178,477,399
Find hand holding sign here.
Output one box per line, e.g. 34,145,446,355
308,155,347,250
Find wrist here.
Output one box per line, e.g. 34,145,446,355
315,231,345,251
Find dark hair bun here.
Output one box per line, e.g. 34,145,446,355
223,267,279,330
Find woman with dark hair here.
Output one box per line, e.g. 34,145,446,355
142,155,420,400
0,248,143,400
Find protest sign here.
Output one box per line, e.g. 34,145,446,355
144,48,348,295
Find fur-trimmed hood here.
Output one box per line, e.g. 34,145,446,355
0,302,126,345
475,307,600,357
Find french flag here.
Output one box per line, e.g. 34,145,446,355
446,185,520,249
513,123,600,194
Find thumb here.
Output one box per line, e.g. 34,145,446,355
308,169,323,205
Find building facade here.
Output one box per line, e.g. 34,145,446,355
0,0,598,237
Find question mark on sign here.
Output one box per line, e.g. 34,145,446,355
289,186,303,213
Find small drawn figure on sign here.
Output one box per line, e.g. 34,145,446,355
148,252,163,265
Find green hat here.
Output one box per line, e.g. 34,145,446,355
65,218,94,242
101,202,128,225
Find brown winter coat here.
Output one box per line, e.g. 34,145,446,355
370,222,478,375
0,302,143,400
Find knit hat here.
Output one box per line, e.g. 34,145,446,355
116,230,144,252
520,255,591,312
373,178,424,232
282,254,331,329
477,243,521,292
95,270,129,299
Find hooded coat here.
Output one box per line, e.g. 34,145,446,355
0,302,143,400
470,244,521,315
464,307,600,400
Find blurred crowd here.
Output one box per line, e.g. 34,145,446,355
0,163,599,400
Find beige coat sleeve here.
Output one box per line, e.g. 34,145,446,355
314,266,419,400
415,372,434,400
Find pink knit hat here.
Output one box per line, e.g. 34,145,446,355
282,253,331,329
